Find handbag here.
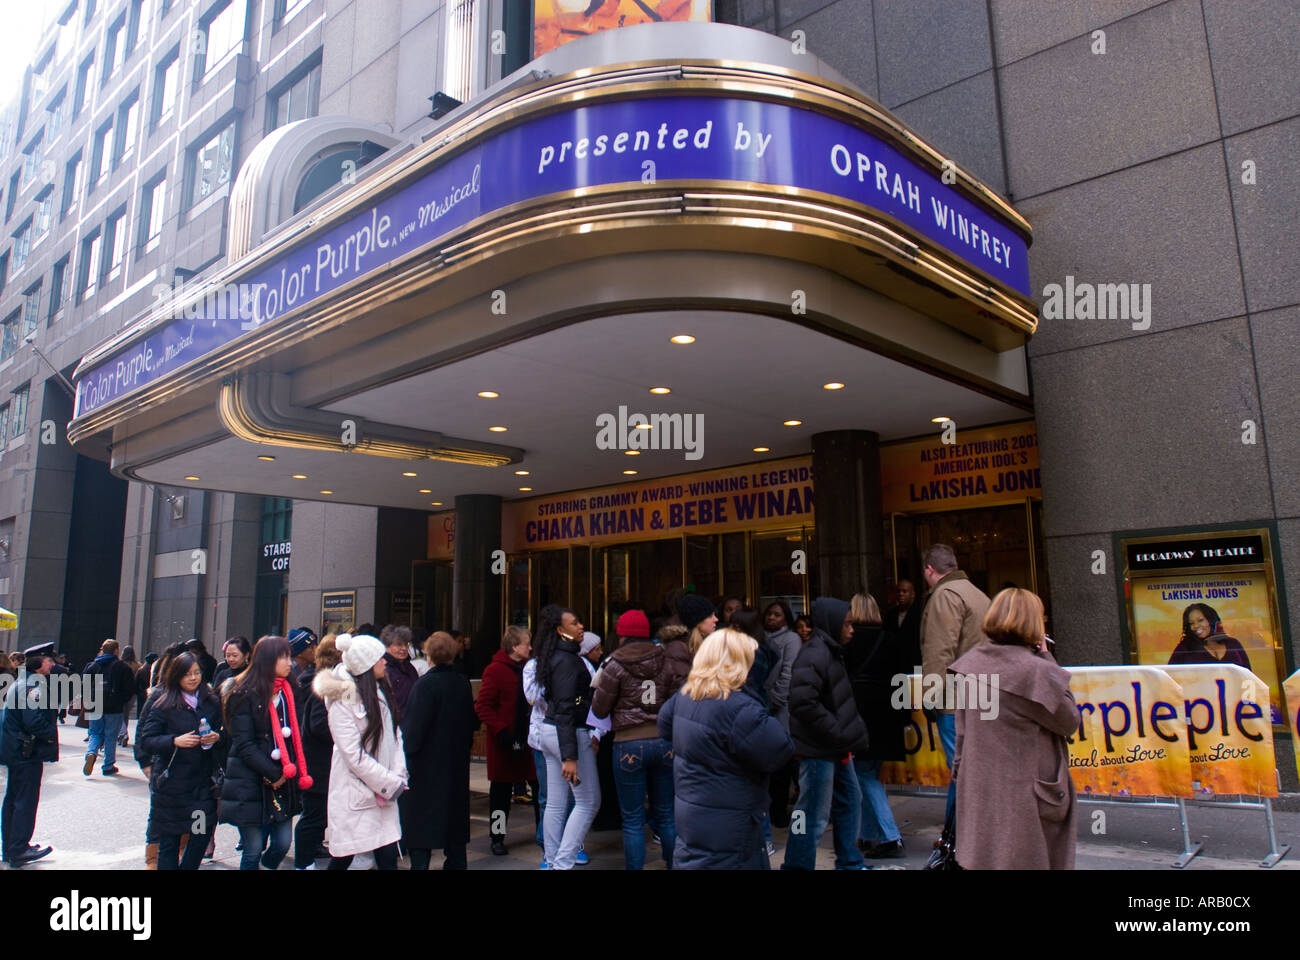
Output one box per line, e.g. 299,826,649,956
149,746,178,792
210,768,225,800
924,801,963,871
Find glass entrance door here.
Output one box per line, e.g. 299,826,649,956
410,559,453,634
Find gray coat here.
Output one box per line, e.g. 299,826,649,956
950,642,1077,870
763,626,801,730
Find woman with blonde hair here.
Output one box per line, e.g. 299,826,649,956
657,629,794,869
949,588,1077,869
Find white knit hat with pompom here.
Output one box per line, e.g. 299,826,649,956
335,633,385,676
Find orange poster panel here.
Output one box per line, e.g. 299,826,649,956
534,0,711,57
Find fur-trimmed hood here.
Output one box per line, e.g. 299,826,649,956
312,663,359,704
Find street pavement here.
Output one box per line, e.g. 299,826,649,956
2,720,1297,870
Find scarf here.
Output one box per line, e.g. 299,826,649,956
268,678,313,789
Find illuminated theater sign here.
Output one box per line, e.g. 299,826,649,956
74,91,1031,420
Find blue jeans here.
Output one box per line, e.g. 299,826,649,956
937,713,957,823
854,757,901,844
612,737,675,870
238,820,293,871
533,747,574,848
538,723,599,870
87,713,124,769
782,756,865,870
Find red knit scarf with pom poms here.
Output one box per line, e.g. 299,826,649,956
269,677,312,790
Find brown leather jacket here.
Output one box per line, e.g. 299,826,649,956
591,636,692,741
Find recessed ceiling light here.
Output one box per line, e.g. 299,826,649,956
292,474,307,480
489,426,508,432
515,470,530,476
184,475,199,481
634,422,652,430
931,416,952,423
823,382,845,390
623,470,637,475
670,335,695,344
430,501,442,506
783,419,802,427
624,450,640,456
418,489,432,494
477,391,499,398
402,471,417,477
518,486,532,492
257,455,275,461
320,490,333,495
650,386,671,394
753,446,770,453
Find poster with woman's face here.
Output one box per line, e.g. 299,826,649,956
533,0,711,57
1130,572,1284,724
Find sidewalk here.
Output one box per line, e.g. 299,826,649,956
2,721,1295,870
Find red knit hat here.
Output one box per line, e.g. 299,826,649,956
616,609,650,639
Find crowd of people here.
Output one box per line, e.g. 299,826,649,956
0,542,1079,870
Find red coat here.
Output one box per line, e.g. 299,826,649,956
475,650,537,782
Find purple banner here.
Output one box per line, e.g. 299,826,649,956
74,94,1030,418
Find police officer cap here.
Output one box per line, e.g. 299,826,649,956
22,642,55,658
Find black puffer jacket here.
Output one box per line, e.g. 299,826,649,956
542,637,593,762
219,689,303,827
788,598,869,758
296,666,332,797
138,689,225,835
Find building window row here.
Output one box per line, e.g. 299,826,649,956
0,382,29,450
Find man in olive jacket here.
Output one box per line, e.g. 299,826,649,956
781,597,870,871
918,543,991,822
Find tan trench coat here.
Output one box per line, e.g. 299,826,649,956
920,571,992,712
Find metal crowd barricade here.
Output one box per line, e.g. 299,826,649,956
887,778,1291,868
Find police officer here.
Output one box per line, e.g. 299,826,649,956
0,642,59,866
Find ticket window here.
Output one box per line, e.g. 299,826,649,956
753,528,813,618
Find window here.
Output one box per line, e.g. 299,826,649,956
0,404,9,451
267,58,320,132
126,1,143,55
116,93,139,164
34,189,53,244
77,228,101,301
153,50,179,125
103,207,127,282
74,54,94,116
199,1,248,78
55,3,78,63
11,384,27,439
91,120,113,186
273,0,310,29
46,89,68,140
0,312,19,361
5,172,19,222
103,15,125,85
188,122,234,208
21,133,43,190
0,253,8,295
11,220,31,272
48,256,68,322
62,152,82,218
22,284,40,337
444,0,484,105
84,0,96,25
140,175,166,251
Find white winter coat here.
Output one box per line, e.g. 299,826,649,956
313,665,409,858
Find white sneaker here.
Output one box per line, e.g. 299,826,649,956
297,863,317,870
352,851,375,870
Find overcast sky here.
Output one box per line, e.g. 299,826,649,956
0,0,59,113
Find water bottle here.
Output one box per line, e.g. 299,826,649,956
198,717,212,750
